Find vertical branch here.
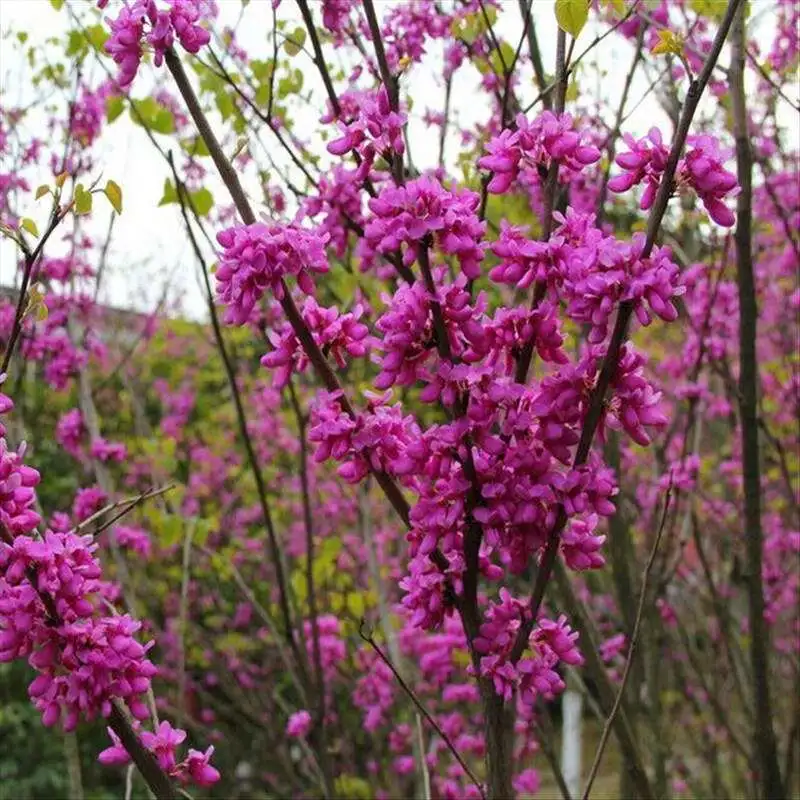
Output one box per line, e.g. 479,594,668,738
730,5,784,798
166,153,306,680
287,381,334,799
108,702,178,800
361,0,403,184
64,732,84,800
176,518,197,729
582,488,671,799
516,0,551,111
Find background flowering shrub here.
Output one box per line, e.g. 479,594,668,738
0,0,797,798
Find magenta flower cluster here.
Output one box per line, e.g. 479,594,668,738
0,387,218,786
474,593,583,703
100,720,220,787
362,177,485,278
261,297,369,389
327,87,406,170
215,223,330,323
478,111,601,194
105,0,210,89
609,127,738,226
215,101,732,724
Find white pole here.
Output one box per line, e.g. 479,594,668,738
561,682,584,798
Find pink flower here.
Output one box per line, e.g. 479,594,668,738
72,486,108,523
98,727,131,766
286,709,312,737
90,438,127,464
609,128,737,227
114,526,152,558
105,2,147,89
327,87,405,165
169,0,210,55
479,111,600,195
215,223,330,324
364,177,485,279
104,0,209,88
513,768,541,795
141,720,187,772
179,746,221,786
261,297,369,388
321,0,355,41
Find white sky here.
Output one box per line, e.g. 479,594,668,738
0,0,796,320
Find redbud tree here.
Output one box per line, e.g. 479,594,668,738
0,0,797,798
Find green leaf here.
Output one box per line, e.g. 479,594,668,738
85,24,109,52
49,0,64,9
74,185,92,215
151,107,175,134
181,135,211,157
489,42,516,77
215,91,235,121
283,26,306,56
106,95,124,123
250,58,274,82
66,30,87,58
104,180,123,214
130,98,174,134
20,218,38,237
346,593,366,618
160,516,183,547
555,0,589,38
190,187,214,216
158,179,179,206
35,185,50,200
334,776,372,800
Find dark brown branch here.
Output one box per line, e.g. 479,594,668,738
361,0,403,184
108,703,178,800
509,0,744,668
163,48,418,538
730,5,784,797
516,0,551,111
287,380,334,798
2,210,64,374
296,0,341,116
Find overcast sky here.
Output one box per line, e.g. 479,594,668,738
0,0,796,320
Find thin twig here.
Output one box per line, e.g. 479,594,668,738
582,485,673,799
165,150,305,678
1,210,64,374
359,621,486,800
73,484,176,535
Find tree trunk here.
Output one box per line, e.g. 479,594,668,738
730,4,785,797
483,685,515,799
